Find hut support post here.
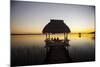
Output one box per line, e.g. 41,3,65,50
66,33,68,39
64,33,65,39
46,33,47,40
49,33,50,39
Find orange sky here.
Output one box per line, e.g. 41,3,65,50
11,1,95,34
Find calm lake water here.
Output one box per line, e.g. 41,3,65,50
11,33,95,66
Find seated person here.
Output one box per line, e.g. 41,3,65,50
57,37,59,41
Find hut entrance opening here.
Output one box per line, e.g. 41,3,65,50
46,33,68,40
45,33,69,46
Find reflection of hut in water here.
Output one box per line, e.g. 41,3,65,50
42,19,71,64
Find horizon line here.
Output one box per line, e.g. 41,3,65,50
11,32,95,35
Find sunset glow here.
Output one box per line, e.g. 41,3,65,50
11,1,95,34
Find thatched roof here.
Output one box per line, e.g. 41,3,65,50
42,19,71,34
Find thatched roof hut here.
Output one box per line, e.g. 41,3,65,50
43,20,71,63
42,19,71,34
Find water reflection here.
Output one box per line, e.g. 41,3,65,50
11,33,95,66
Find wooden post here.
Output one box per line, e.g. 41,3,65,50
79,33,81,38
49,33,50,39
66,33,68,39
46,33,47,40
64,33,65,39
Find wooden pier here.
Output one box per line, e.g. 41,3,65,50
42,19,71,64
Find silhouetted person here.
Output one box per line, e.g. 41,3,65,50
54,37,56,41
57,37,59,41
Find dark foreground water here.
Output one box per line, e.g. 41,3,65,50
11,34,95,66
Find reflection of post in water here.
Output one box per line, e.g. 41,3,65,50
42,19,72,64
